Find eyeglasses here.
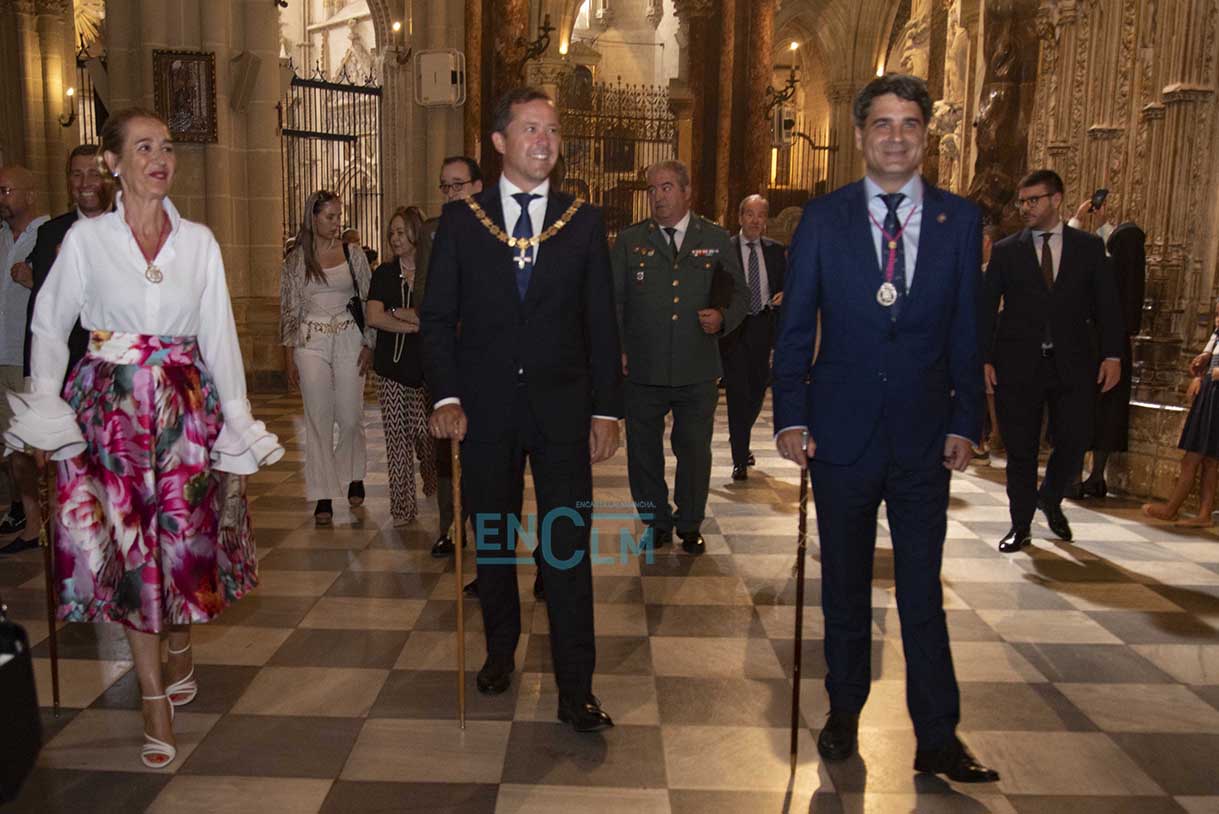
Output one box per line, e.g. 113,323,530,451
1014,192,1053,210
438,180,472,194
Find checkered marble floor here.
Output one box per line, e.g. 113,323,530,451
3,391,1219,813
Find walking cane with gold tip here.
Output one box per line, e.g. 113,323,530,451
789,461,810,773
37,464,61,717
451,442,466,729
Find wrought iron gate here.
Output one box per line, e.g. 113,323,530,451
767,115,838,213
555,73,677,241
279,67,382,249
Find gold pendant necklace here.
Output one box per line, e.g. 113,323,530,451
464,197,583,266
145,263,164,284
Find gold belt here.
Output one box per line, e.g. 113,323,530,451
304,318,356,337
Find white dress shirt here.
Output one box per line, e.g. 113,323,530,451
0,214,50,366
864,174,922,288
1032,220,1064,279
5,193,282,474
738,232,772,307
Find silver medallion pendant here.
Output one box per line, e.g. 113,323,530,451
876,281,898,307
145,264,164,284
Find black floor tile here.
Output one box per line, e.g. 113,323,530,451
268,628,410,669
500,721,667,788
180,715,363,778
319,781,499,814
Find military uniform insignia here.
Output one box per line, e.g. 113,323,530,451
635,270,645,283
936,212,948,223
690,248,719,257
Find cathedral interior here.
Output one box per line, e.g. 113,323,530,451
2,1,1219,812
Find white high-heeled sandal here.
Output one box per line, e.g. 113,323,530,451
140,694,177,769
166,642,198,707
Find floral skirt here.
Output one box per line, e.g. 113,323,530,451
54,332,257,633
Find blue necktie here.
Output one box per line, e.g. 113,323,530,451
511,192,539,300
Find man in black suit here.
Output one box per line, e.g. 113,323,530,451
22,144,108,380
720,194,785,480
982,169,1124,553
422,87,622,732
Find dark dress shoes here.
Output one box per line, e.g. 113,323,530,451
816,710,859,761
476,658,513,695
913,737,1000,783
0,537,40,556
1081,478,1107,498
533,572,545,601
680,532,705,555
314,499,333,527
431,533,454,557
746,452,756,466
347,480,365,507
731,464,748,481
557,694,614,732
998,527,1032,554
645,526,672,550
464,579,479,597
1062,482,1085,500
1038,496,1073,541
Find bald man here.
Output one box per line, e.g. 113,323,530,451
0,165,49,550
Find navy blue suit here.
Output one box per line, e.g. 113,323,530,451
773,178,983,749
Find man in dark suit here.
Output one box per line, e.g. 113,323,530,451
422,87,622,732
22,144,108,381
421,155,483,560
774,74,998,782
720,194,785,481
981,170,1124,552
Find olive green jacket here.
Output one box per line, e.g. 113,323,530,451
612,213,748,387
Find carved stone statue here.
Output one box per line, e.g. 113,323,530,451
943,1,969,105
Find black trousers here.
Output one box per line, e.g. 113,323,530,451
810,422,960,751
625,379,718,536
995,355,1094,529
461,387,595,700
721,311,775,467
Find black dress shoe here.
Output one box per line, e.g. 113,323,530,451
476,658,513,695
1081,478,1107,498
913,737,1000,783
816,710,859,761
731,464,748,481
0,505,26,535
998,526,1032,554
1038,497,1073,541
557,694,614,732
645,526,672,550
348,480,365,507
533,572,545,601
746,452,756,467
1062,482,1085,500
464,578,479,597
0,537,40,556
680,533,705,555
431,533,454,557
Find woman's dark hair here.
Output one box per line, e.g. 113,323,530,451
852,74,933,129
97,107,169,185
292,190,341,285
491,87,553,135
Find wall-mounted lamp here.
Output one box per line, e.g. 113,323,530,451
559,41,569,56
515,13,554,78
391,20,412,65
765,64,799,116
58,86,77,127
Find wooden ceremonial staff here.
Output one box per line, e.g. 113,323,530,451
451,442,466,729
789,465,809,773
38,464,60,716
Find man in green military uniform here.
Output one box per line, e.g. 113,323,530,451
612,160,748,554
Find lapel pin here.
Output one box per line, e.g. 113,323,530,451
936,213,947,223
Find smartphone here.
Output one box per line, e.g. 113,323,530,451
1089,188,1109,212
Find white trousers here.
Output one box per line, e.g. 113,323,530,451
295,325,367,500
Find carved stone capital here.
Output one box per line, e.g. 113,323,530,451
35,0,68,13
1086,125,1125,140
827,81,859,105
1162,83,1217,105
1141,103,1166,120
9,0,36,15
525,57,573,88
672,0,715,22
1046,143,1072,155
646,0,664,29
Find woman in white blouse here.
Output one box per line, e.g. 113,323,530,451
5,108,283,768
280,191,373,526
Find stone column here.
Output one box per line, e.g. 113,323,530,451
482,0,529,178
13,0,48,185
826,80,861,191
712,0,735,225
105,0,143,110
672,0,716,214
35,0,70,211
741,0,775,215
464,0,482,159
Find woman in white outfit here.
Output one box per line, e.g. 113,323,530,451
280,191,373,525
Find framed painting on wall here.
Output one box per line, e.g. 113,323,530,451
152,49,218,143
